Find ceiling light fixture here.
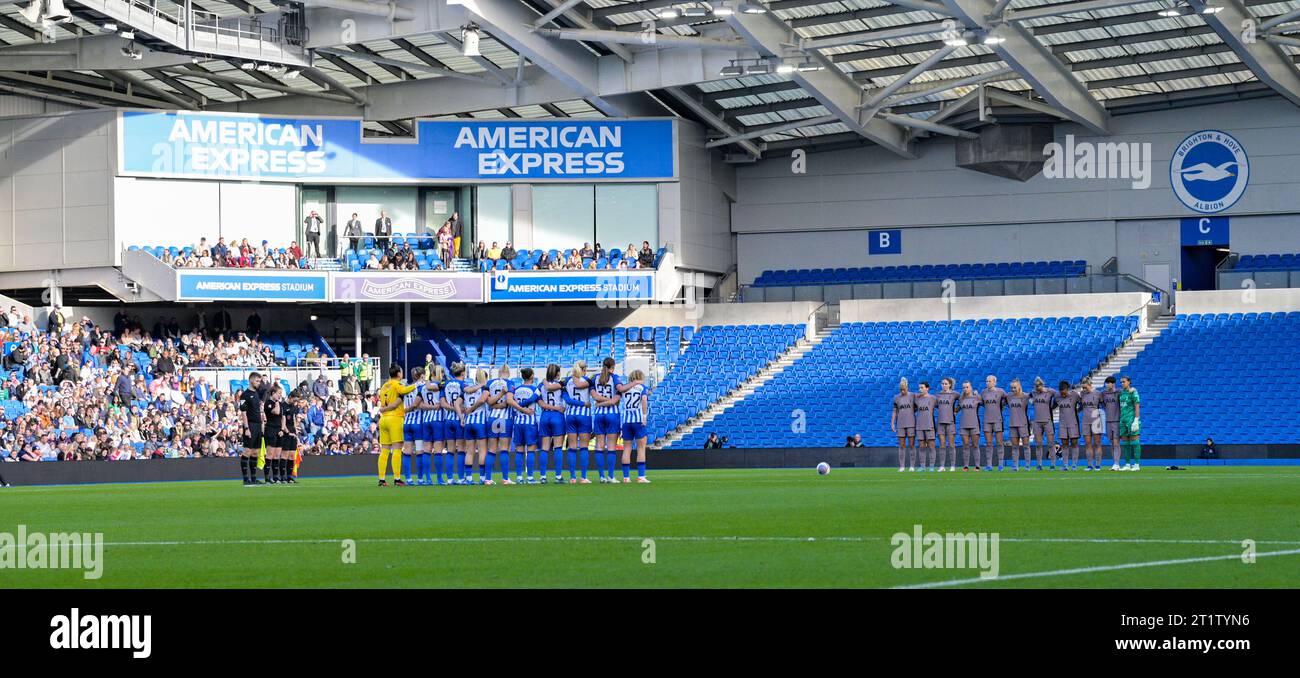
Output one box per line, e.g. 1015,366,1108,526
461,23,481,57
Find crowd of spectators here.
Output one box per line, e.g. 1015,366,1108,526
474,240,658,271
1,309,382,464
156,237,314,270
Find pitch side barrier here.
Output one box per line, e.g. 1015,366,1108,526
3,446,1297,485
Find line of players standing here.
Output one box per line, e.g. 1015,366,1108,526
891,374,1141,472
235,372,300,485
376,358,653,486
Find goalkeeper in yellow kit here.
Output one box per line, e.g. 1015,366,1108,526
376,363,418,486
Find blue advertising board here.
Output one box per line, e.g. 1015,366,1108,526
177,272,328,301
1180,216,1229,246
488,271,653,303
119,111,677,183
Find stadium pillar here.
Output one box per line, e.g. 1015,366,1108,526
354,303,362,357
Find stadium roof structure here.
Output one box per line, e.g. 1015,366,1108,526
2,0,1298,157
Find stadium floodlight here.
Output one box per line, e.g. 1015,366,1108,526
120,43,142,60
240,61,256,70
1199,2,1223,13
795,60,823,72
118,29,135,40
737,1,767,13
743,60,772,75
461,23,481,57
980,34,1006,46
101,22,117,32
1157,2,1192,16
719,62,744,77
775,61,796,74
712,5,734,16
657,5,681,19
681,4,710,17
256,62,274,72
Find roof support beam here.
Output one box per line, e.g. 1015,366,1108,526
941,0,1109,134
801,20,950,51
163,68,358,103
1191,0,1300,107
862,44,957,111
0,71,170,107
316,46,497,83
535,26,747,49
705,114,839,148
724,10,913,157
1004,0,1160,21
878,112,978,139
531,0,635,62
533,0,588,28
884,66,1016,106
664,86,764,159
1260,7,1300,31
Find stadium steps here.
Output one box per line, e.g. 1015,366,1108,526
1089,314,1174,388
452,258,475,272
655,324,837,449
309,258,342,271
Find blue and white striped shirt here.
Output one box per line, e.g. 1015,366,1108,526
541,379,565,415
563,376,590,417
591,373,622,415
621,382,648,424
441,379,465,421
511,382,541,425
464,387,488,425
487,377,511,422
402,385,422,425
419,382,440,424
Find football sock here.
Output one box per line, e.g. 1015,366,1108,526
553,449,563,477
637,461,646,478
377,450,389,480
498,450,510,477
538,451,548,478
606,451,618,478
622,463,630,480
484,452,495,481
433,453,444,482
580,449,589,479
1132,443,1141,463
567,449,577,479
238,456,249,482
593,449,605,477
526,451,536,477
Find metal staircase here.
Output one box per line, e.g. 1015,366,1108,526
308,257,341,271
73,0,312,67
654,323,838,450
1089,314,1174,388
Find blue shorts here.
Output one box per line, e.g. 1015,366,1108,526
565,414,592,435
593,412,621,436
512,422,539,448
621,422,646,441
403,420,421,442
443,419,464,441
464,421,487,441
488,414,511,439
539,414,565,438
422,418,443,442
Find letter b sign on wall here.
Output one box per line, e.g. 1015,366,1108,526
869,229,902,255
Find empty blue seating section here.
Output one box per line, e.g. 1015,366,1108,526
1122,312,1300,444
675,316,1135,449
442,327,627,367
753,260,1087,287
256,332,335,367
647,324,804,444
1234,253,1300,271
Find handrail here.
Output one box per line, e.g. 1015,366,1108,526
1215,250,1240,273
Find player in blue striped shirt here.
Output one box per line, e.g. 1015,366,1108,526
462,369,490,484
416,367,442,485
485,365,514,484
440,363,469,485
619,369,650,483
537,364,568,484
506,368,542,483
590,357,623,484
400,366,425,485
562,361,593,484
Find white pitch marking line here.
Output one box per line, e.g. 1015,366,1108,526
92,535,1300,547
893,548,1300,589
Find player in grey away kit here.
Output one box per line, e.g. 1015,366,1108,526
934,378,958,472
1056,380,1081,470
958,381,982,471
913,382,937,471
1030,377,1058,469
1101,376,1122,470
891,378,916,471
1006,379,1032,471
979,375,1008,471
1079,381,1104,471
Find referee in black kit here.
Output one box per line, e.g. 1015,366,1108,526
239,372,266,485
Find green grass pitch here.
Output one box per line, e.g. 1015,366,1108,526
2,467,1297,588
